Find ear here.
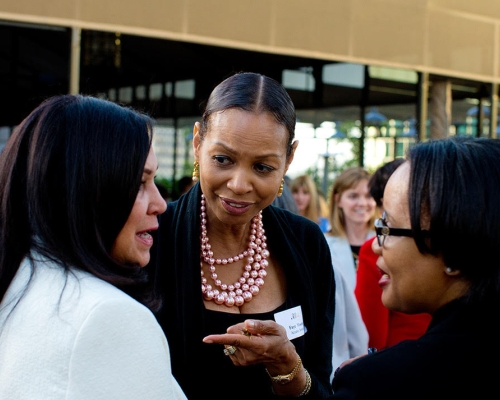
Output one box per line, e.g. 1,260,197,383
284,140,299,174
193,122,201,159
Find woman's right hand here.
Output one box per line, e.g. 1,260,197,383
202,319,297,368
203,319,308,397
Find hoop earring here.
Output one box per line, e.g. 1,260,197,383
277,178,285,197
192,160,200,182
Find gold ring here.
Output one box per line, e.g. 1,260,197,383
242,328,252,339
223,345,237,356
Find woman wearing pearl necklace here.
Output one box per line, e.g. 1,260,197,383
149,72,335,399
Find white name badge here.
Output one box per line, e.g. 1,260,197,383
274,305,305,340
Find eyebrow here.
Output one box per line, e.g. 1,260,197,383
213,141,282,159
143,166,159,176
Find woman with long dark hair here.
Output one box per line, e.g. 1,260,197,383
0,95,185,399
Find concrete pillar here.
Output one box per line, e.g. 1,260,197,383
490,83,498,139
70,27,81,95
429,80,452,139
417,72,429,142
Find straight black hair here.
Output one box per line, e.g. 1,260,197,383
0,94,160,310
407,136,500,306
199,72,296,158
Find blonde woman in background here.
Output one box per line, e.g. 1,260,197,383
290,174,330,232
324,166,376,378
327,167,377,288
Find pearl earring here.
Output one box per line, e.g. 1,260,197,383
192,160,200,182
277,178,284,197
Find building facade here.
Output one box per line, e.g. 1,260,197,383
1,0,500,181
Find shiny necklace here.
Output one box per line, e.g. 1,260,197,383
200,194,269,307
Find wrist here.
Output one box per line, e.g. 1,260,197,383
265,355,302,385
298,369,312,396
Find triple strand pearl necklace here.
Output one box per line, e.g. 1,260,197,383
200,194,269,307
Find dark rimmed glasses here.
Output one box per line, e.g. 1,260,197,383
374,211,430,247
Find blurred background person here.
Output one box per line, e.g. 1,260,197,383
172,175,195,200
156,181,170,202
0,95,185,399
367,159,404,220
326,167,376,289
328,252,369,380
272,174,299,214
323,167,375,379
355,159,431,351
315,168,376,379
290,174,330,232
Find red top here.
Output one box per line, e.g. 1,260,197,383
355,236,432,350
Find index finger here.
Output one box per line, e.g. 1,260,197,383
202,331,257,347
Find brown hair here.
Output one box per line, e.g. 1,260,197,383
289,174,320,223
328,167,376,237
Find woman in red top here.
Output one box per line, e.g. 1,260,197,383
354,159,431,350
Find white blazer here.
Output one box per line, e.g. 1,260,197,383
0,252,186,400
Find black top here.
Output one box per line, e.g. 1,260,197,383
331,297,500,399
349,245,361,270
150,183,335,399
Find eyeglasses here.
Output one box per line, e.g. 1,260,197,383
374,211,430,247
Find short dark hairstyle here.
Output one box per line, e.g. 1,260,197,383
0,95,159,309
406,136,500,306
198,72,296,158
369,158,405,207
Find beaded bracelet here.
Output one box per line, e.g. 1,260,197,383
298,369,312,397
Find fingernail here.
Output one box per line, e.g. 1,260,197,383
246,320,255,329
202,338,213,343
334,367,340,376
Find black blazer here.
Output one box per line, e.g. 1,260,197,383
331,297,499,399
150,182,336,399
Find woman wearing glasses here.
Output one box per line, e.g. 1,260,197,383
330,136,500,399
355,159,431,352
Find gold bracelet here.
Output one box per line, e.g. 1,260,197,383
265,355,302,385
298,369,312,396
